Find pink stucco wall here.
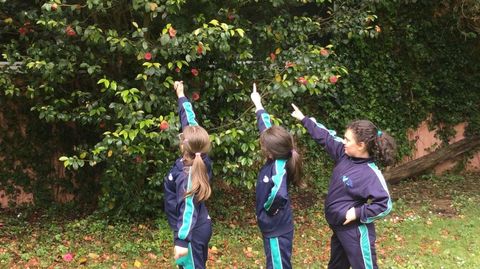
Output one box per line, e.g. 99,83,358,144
406,121,480,173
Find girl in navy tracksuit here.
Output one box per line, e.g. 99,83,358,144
291,104,396,269
164,81,213,269
250,84,303,269
292,105,395,269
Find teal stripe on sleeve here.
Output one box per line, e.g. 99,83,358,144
264,159,287,211
261,113,272,129
183,102,198,126
314,121,343,142
358,224,373,269
269,237,284,269
178,169,195,240
365,199,392,223
364,163,393,223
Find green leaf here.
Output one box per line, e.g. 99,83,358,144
160,34,170,45
220,23,229,32
235,28,245,38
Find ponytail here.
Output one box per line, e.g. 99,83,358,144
287,149,304,188
184,153,211,202
181,125,212,202
374,132,396,167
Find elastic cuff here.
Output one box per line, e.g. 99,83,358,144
355,207,362,221
175,238,189,248
301,116,310,125
255,108,266,115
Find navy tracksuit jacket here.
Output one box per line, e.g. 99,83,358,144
301,116,392,269
164,97,213,269
255,109,294,269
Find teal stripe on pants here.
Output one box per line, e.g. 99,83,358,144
358,224,373,269
269,237,283,269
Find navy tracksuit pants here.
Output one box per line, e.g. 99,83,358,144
328,223,378,269
175,220,212,269
262,230,294,269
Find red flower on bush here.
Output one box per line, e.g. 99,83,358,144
297,77,307,85
191,68,199,77
135,156,143,163
227,13,235,21
270,53,276,62
144,52,152,61
159,120,169,131
19,27,27,35
285,61,295,68
168,27,176,38
329,75,338,84
192,92,200,101
175,67,181,73
197,44,203,55
51,3,58,11
65,25,76,36
99,121,105,129
320,49,329,57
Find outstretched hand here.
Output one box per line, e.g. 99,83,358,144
174,81,185,98
250,83,264,111
291,104,305,121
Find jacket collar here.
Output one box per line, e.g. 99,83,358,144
348,156,374,164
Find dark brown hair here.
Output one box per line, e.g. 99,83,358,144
346,120,396,166
181,125,211,202
260,126,303,187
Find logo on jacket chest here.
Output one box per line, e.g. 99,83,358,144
168,173,173,181
263,175,270,183
342,175,353,188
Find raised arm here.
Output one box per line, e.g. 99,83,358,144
175,81,199,130
251,83,272,133
291,104,345,161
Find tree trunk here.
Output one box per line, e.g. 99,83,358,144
384,136,480,184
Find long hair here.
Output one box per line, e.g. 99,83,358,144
346,120,397,166
260,125,303,187
180,125,211,202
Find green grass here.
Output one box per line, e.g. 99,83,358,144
0,173,479,268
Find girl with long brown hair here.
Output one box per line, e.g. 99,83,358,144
164,81,213,269
251,83,303,269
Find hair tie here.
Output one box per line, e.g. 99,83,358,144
288,149,297,158
195,152,201,157
377,130,383,137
